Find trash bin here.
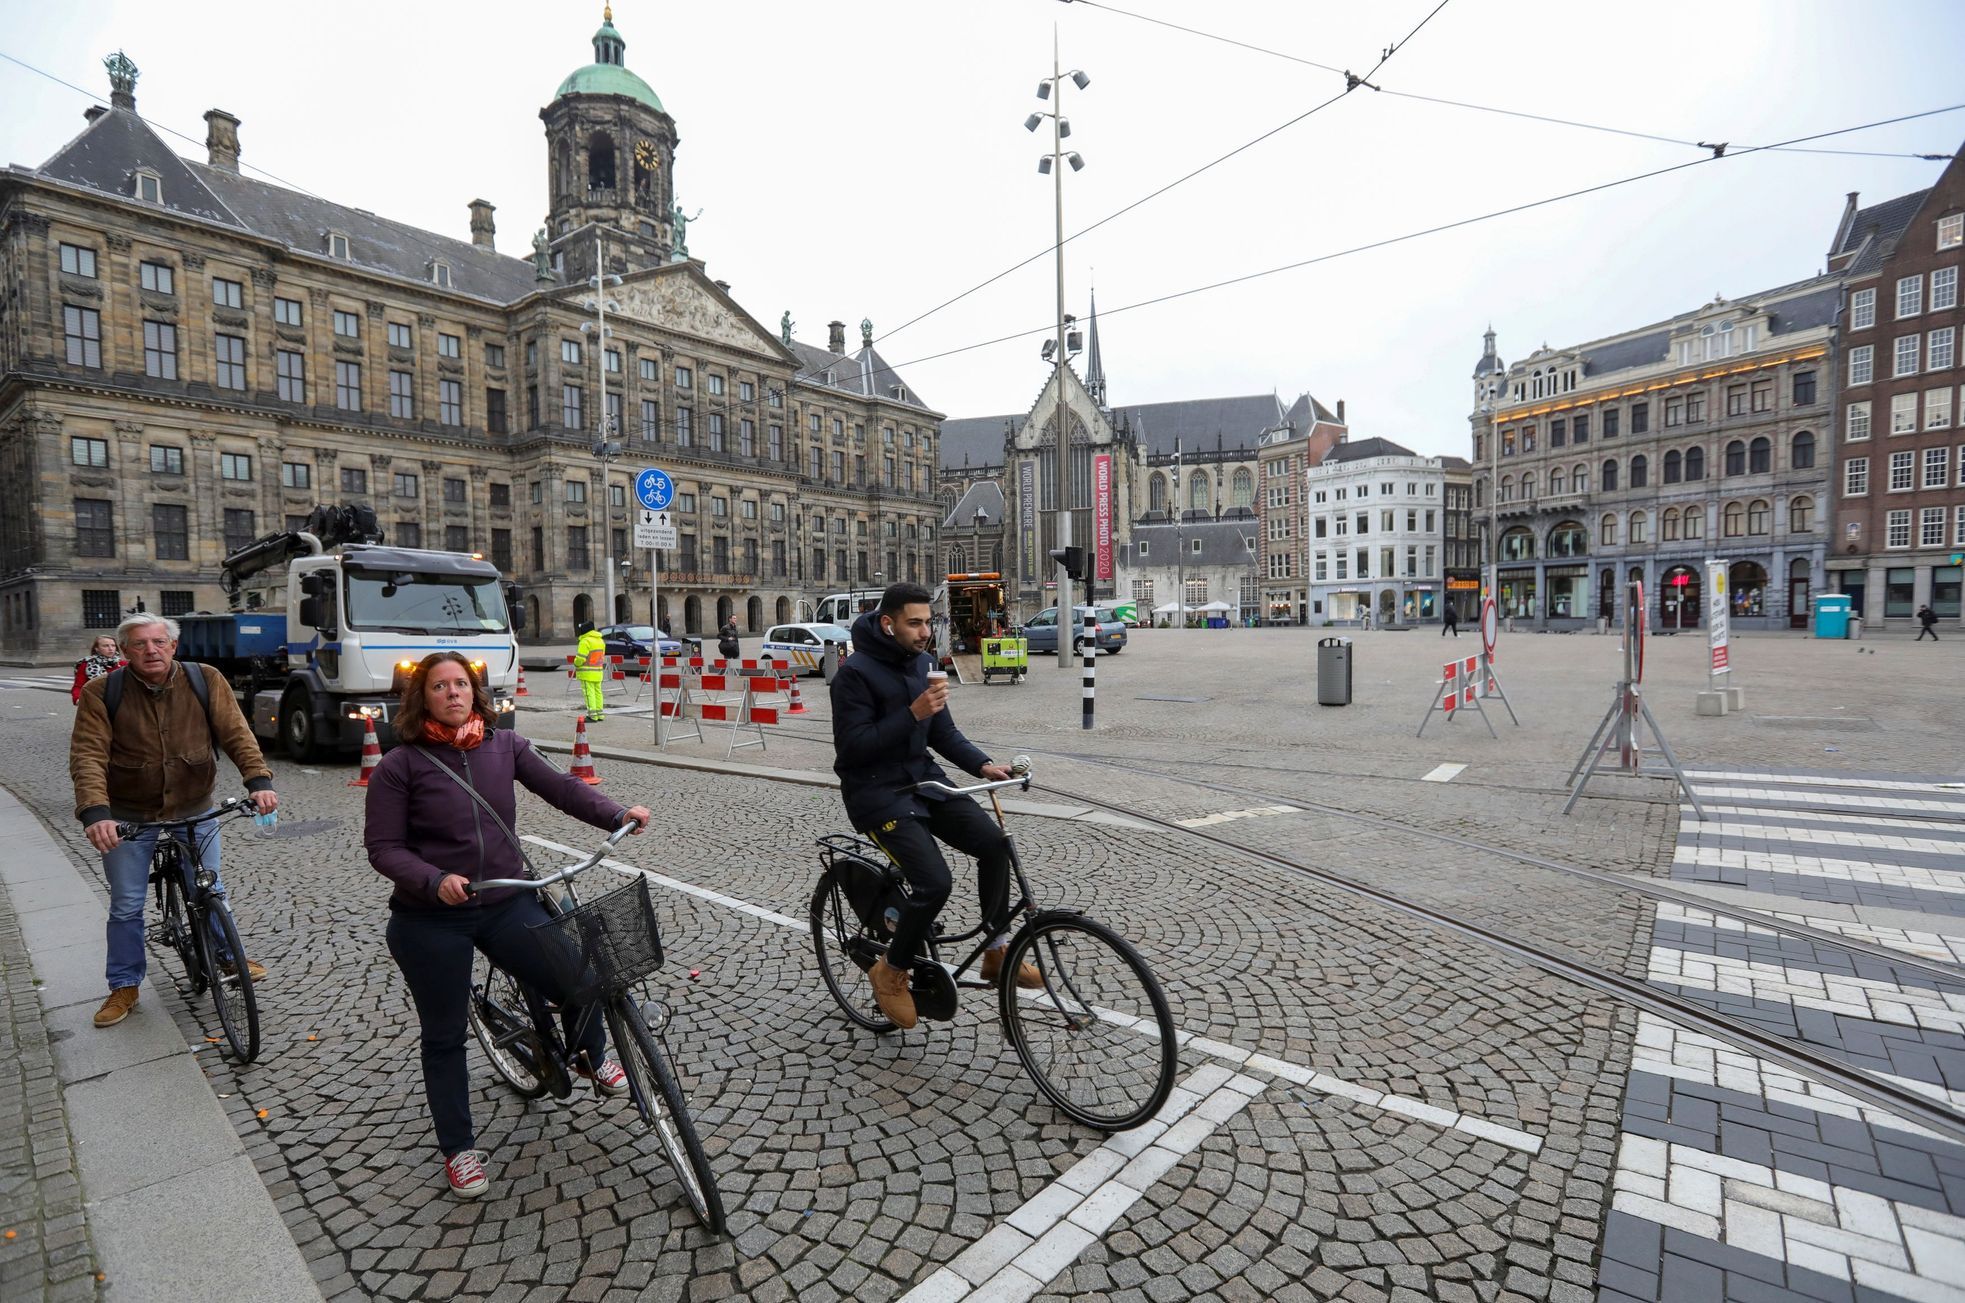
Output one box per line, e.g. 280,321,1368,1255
1811,593,1851,639
1848,616,1864,640
822,639,843,683
1317,636,1352,706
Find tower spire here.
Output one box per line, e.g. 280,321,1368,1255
1084,286,1106,407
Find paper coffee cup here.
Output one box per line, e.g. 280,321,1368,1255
926,669,947,685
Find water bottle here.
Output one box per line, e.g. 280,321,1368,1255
252,809,279,838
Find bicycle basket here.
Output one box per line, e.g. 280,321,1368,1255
532,876,664,1003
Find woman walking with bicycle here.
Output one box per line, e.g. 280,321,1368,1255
364,651,650,1199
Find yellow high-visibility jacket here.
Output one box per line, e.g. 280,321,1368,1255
575,630,606,681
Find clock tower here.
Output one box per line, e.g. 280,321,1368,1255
540,5,680,282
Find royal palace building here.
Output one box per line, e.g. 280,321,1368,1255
0,14,942,660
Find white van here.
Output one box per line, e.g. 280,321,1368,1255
813,590,883,627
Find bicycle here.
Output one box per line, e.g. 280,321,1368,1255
464,822,726,1233
809,761,1178,1131
123,796,262,1063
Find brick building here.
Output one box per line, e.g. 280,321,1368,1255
1827,156,1965,627
0,17,941,660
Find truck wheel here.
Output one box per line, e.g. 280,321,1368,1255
281,695,323,764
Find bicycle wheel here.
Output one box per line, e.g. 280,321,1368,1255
150,859,204,996
607,1003,726,1233
202,901,260,1063
468,954,550,1100
808,869,896,1033
999,915,1177,1131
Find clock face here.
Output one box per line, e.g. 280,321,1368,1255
634,139,658,169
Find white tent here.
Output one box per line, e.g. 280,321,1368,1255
1193,600,1234,613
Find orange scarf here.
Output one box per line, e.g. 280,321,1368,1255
421,715,486,750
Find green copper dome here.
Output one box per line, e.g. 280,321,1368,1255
553,15,663,113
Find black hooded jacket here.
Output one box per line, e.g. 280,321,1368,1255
831,611,990,828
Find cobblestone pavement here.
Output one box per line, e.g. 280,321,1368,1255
0,871,99,1302
3,627,1960,1302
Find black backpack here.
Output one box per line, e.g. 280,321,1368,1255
103,663,216,741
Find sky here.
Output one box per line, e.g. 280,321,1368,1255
3,1,1962,459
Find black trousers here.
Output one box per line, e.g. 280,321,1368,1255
1917,625,1938,640
864,796,1013,970
387,894,607,1157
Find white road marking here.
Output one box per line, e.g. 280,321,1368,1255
1421,763,1467,783
1173,804,1300,828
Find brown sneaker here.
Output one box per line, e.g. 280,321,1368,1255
93,987,139,1028
868,958,918,1029
219,959,267,982
981,947,1044,990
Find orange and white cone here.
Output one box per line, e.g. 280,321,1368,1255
786,672,807,715
348,716,381,788
569,712,602,785
515,666,529,697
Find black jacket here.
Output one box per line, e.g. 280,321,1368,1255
717,619,740,654
831,611,990,828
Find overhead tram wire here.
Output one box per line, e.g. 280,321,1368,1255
0,48,334,201
1073,0,1955,162
872,0,1457,350
867,100,1965,378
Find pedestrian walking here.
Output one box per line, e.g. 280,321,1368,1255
574,620,605,722
1360,607,1371,631
70,634,125,704
1916,604,1939,641
717,615,740,661
1443,605,1460,638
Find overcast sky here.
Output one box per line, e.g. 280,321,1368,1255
4,1,1962,457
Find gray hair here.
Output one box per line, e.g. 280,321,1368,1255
117,612,181,649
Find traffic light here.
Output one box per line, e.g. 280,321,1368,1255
1049,545,1086,580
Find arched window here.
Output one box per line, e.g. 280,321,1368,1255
1148,471,1168,512
1549,468,1565,495
947,546,966,574
1663,450,1682,483
1521,472,1536,500
1231,467,1254,508
1499,475,1514,503
1629,510,1649,544
1791,430,1815,469
1663,508,1680,541
1749,436,1771,474
1685,446,1705,480
1789,495,1814,532
1747,498,1770,535
1573,463,1589,493
1723,501,1744,536
1601,458,1619,492
1500,525,1535,561
1630,454,1649,488
1188,470,1209,511
1682,504,1704,539
1724,440,1746,476
1600,512,1618,546
587,131,617,191
1548,521,1587,557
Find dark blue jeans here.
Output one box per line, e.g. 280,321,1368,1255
387,893,607,1158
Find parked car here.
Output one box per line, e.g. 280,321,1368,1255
760,623,854,676
598,623,682,660
1094,600,1141,628
1021,606,1127,654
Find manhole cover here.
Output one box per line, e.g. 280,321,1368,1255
1750,716,1880,732
1135,694,1210,703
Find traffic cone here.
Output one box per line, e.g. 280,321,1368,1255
569,712,602,785
785,672,807,715
515,666,529,697
348,716,381,788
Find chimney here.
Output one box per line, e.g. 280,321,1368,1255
1336,399,1346,425
713,279,731,293
203,109,241,173
468,198,496,250
84,105,108,125
827,320,846,354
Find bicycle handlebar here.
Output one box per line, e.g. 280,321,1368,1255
913,757,1033,799
464,817,643,895
115,795,255,840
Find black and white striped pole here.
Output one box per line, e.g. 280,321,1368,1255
1081,606,1096,729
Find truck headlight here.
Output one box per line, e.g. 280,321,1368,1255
494,697,516,714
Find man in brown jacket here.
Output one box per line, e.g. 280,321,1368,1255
69,613,279,1028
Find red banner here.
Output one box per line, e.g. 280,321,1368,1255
1093,453,1113,581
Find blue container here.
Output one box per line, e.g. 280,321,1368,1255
177,612,290,661
1811,594,1851,639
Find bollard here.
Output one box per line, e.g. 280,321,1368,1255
1081,609,1096,729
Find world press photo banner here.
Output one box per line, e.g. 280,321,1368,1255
1093,453,1113,581
1018,459,1037,583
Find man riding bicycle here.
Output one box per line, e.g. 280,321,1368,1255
831,583,1040,1029
68,613,279,1029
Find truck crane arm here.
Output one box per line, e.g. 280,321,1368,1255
219,503,383,602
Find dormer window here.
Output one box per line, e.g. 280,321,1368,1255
428,260,452,289
326,231,351,260
133,168,161,203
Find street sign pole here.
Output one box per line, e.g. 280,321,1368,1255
634,467,678,750
650,544,662,749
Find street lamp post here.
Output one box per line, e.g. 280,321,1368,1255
1028,37,1087,667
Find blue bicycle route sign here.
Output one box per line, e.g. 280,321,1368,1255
634,467,675,511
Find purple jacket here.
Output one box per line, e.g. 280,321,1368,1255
364,729,626,909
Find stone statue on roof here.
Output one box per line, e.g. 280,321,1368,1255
860,318,873,348
780,311,794,346
104,50,139,96
669,203,701,261
531,228,556,283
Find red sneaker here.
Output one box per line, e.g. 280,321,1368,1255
444,1149,488,1199
576,1057,629,1097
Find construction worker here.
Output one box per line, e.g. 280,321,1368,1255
575,620,606,722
